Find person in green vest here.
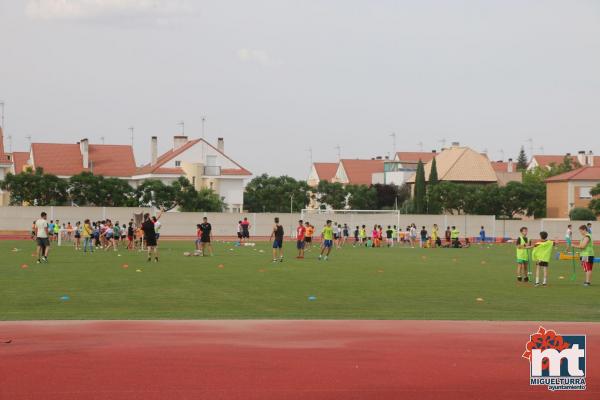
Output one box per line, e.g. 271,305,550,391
532,231,554,286
53,219,61,242
572,225,595,286
450,226,460,248
516,227,533,282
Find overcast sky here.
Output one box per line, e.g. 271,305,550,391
1,0,599,178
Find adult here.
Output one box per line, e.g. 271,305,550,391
200,217,214,256
241,217,251,242
34,212,50,263
270,217,284,262
296,219,306,259
142,208,163,262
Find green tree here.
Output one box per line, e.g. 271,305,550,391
372,183,411,209
413,160,427,213
569,207,596,221
516,147,528,171
346,184,377,209
0,168,68,206
135,179,177,210
316,180,347,209
427,158,441,214
243,174,310,212
589,184,600,216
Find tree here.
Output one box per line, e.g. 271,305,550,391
372,183,411,209
346,184,377,209
516,146,528,171
243,174,310,212
135,179,177,210
0,168,68,206
590,184,600,216
316,180,347,209
427,158,442,214
569,207,596,221
413,160,427,213
172,177,225,212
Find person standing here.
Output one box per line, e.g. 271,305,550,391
270,217,284,262
152,216,162,242
516,227,532,282
199,217,214,256
565,224,573,249
82,219,94,253
304,222,313,250
572,225,594,286
479,226,486,243
296,220,306,259
142,208,163,262
35,212,50,263
451,226,460,248
241,217,251,242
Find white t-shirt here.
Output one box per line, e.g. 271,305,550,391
154,221,162,232
35,219,49,238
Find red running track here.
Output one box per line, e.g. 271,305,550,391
0,320,598,400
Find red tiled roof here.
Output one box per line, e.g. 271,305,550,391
545,166,600,182
490,161,517,173
136,138,251,176
12,152,31,172
30,142,136,177
396,151,436,164
339,159,385,185
531,155,599,168
313,162,338,182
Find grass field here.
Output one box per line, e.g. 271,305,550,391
1,239,598,321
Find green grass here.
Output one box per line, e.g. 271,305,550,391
0,240,598,321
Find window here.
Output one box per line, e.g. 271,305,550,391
175,160,181,167
579,186,593,199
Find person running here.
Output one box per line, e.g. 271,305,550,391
296,220,306,259
572,225,594,286
199,217,214,256
516,227,532,282
241,217,251,242
142,208,164,262
532,231,554,287
319,220,334,261
270,217,284,262
34,212,50,263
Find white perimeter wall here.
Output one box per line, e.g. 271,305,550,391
1,206,597,239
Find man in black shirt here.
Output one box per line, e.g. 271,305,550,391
269,217,284,262
142,208,163,262
200,217,213,256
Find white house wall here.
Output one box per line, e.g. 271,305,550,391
162,141,240,169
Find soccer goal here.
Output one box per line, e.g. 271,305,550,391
299,209,402,230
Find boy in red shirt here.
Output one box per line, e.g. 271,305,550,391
296,219,306,259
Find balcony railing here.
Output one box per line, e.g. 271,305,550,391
203,166,221,176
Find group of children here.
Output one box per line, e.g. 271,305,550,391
516,224,594,287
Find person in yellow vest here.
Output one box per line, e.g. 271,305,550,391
516,227,533,282
572,225,594,286
532,231,554,286
450,226,460,248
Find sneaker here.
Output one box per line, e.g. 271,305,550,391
42,257,48,263
147,257,152,262
154,257,159,262
279,258,283,263
542,283,547,286
517,277,522,282
524,277,529,282
36,259,41,264
535,282,540,286
584,282,591,287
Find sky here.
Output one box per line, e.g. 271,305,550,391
0,0,599,179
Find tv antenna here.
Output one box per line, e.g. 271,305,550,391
177,121,185,135
417,141,423,152
390,132,397,154
129,126,134,147
307,146,313,165
334,145,341,161
201,116,206,139
7,135,12,152
0,101,4,128
100,136,105,144
438,138,447,148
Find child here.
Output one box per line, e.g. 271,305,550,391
565,224,573,250
516,227,533,282
195,224,203,251
237,221,243,243
353,225,360,246
386,225,394,247
296,219,306,259
127,222,135,250
304,222,314,250
73,221,81,250
532,231,554,286
359,225,367,245
420,226,428,248
571,225,594,286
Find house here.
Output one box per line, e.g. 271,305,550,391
528,151,597,171
133,136,251,212
490,158,522,186
406,144,521,186
0,129,251,212
372,151,438,185
307,162,338,187
333,159,385,185
545,166,600,218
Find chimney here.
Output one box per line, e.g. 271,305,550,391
217,137,224,153
451,141,460,147
432,150,437,153
507,158,514,173
173,135,188,150
151,136,158,166
577,150,586,166
80,138,89,169
587,151,594,167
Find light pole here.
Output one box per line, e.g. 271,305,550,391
290,193,295,238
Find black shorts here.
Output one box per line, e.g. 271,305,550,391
304,237,312,243
333,234,339,239
242,230,250,238
538,261,549,267
36,237,50,247
201,236,211,243
145,236,157,247
237,232,243,239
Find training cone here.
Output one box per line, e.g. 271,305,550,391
122,264,128,269
136,269,142,272
308,295,317,301
476,297,484,302
217,264,224,269
60,295,70,301
20,264,28,269
559,276,565,280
